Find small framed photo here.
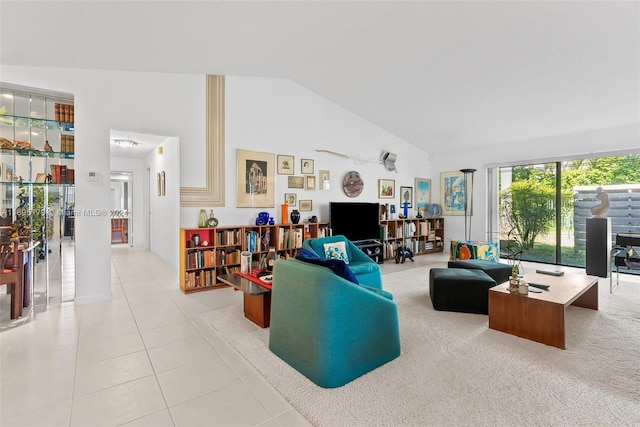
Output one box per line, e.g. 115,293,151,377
299,200,312,211
305,175,316,190
399,186,413,208
319,169,330,190
378,179,395,199
284,193,297,206
301,159,314,174
288,176,304,189
277,154,295,175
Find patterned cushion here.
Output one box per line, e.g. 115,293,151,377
323,241,349,264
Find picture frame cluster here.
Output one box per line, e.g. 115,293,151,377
240,150,322,214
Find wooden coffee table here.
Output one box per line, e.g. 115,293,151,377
488,272,598,349
217,274,271,328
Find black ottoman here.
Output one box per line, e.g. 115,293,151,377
429,268,497,314
447,259,512,285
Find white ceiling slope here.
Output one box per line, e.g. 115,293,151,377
1,1,638,155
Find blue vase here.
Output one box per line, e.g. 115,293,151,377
403,202,408,218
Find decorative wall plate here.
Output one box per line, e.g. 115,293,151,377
343,171,364,197
427,203,442,218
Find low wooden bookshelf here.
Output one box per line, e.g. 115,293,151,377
380,217,444,260
179,222,329,294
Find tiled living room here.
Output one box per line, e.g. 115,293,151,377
1,1,639,426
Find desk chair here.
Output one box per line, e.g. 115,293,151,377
111,218,126,243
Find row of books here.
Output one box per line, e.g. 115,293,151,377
380,222,439,241
245,226,329,252
186,250,214,269
383,237,444,258
186,248,242,269
278,227,303,250
215,229,241,246
54,103,74,123
246,230,271,252
60,134,75,153
50,164,75,184
184,269,216,289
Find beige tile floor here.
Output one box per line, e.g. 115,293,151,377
1,241,334,426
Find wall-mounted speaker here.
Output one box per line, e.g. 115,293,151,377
381,151,397,172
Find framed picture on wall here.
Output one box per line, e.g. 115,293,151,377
319,169,330,190
288,176,304,189
378,179,395,199
277,154,295,175
236,149,275,208
305,175,316,190
399,186,413,208
440,171,468,216
299,200,312,211
414,178,431,211
301,159,314,174
284,193,297,206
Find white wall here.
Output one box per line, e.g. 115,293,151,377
430,124,640,249
146,137,180,269
181,76,432,228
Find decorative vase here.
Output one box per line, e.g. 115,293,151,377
281,204,289,225
290,209,301,224
260,247,277,272
198,209,208,228
403,202,408,218
207,209,219,228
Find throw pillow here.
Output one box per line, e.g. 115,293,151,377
295,248,358,284
323,241,349,264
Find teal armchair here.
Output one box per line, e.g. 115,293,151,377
269,258,401,388
302,235,382,288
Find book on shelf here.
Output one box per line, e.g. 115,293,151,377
246,230,259,252
419,222,430,236
294,228,303,248
278,227,285,250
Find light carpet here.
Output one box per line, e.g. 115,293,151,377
203,267,640,427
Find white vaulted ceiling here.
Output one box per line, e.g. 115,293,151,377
1,1,638,155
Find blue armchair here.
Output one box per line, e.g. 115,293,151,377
302,235,382,287
269,258,401,388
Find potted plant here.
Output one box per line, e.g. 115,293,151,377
17,186,54,259
500,189,526,292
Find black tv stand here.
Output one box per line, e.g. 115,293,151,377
354,239,384,264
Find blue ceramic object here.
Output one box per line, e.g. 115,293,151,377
256,211,270,225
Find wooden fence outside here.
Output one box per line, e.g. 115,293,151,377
572,184,640,251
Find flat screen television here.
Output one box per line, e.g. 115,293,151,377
329,202,380,243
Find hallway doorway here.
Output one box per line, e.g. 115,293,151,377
110,171,133,246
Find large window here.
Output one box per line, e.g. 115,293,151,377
497,155,640,268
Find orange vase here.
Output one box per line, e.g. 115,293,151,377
281,204,289,225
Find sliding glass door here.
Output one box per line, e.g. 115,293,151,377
497,154,640,268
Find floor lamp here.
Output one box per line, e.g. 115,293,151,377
460,168,476,242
